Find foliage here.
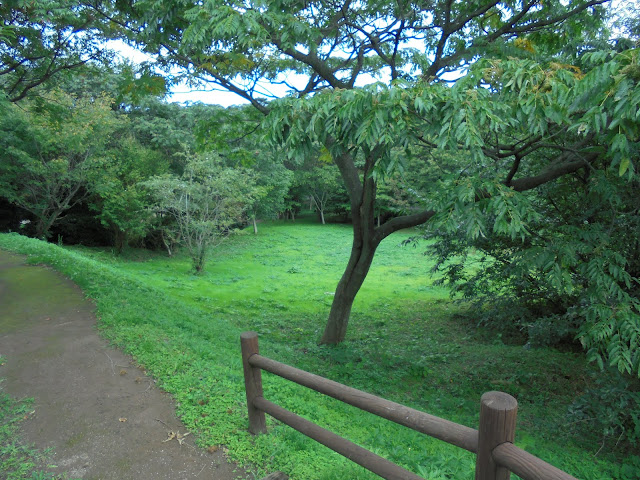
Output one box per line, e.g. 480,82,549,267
144,155,256,272
0,89,123,239
0,0,113,102
126,97,198,172
0,228,632,479
90,135,169,252
193,104,293,230
53,62,167,111
411,50,640,377
124,0,607,103
569,367,640,449
295,158,347,225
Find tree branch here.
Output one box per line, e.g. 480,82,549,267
510,155,598,192
374,209,437,243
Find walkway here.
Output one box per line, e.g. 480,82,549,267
0,249,246,480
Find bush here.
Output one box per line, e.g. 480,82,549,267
569,367,640,449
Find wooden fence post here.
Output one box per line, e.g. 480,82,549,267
241,331,267,434
475,391,518,480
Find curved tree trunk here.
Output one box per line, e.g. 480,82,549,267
321,146,379,344
320,236,377,343
321,140,436,344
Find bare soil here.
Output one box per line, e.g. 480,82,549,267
0,249,249,480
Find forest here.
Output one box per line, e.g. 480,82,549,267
1,0,639,479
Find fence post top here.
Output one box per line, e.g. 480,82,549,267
241,331,259,340
481,391,517,410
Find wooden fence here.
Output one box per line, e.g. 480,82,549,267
241,331,579,480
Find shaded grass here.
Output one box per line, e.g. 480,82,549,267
0,222,634,479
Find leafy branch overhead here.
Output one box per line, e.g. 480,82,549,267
0,1,114,102
267,49,638,184
126,0,608,107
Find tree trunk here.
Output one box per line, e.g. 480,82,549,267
321,140,437,344
253,216,258,234
35,219,48,240
36,211,61,239
193,246,206,274
320,237,377,343
321,147,379,344
113,227,126,255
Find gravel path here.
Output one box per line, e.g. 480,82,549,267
0,249,248,480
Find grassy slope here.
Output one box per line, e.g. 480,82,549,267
0,221,632,479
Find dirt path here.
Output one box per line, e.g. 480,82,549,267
0,249,248,480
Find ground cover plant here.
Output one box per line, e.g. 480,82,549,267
0,221,637,479
0,358,74,480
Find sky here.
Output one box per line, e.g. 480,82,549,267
111,41,252,107
111,0,635,107
111,40,308,107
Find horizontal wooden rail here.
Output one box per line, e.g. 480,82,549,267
254,397,424,480
241,331,581,480
493,443,578,480
249,353,479,453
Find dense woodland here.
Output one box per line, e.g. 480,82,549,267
1,0,640,462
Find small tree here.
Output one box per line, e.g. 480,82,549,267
298,161,345,225
146,155,254,273
0,90,121,239
90,135,169,253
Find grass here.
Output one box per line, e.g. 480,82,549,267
0,218,636,479
0,358,73,480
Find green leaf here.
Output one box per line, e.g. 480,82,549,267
619,157,630,176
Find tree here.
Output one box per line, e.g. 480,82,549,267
266,46,639,345
0,0,112,102
90,135,169,252
193,104,292,232
295,156,346,225
412,51,640,374
145,155,255,273
0,89,122,239
113,0,610,343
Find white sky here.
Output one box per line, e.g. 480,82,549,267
111,0,634,107
110,41,252,106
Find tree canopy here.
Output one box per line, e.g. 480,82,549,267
104,0,639,353
0,89,123,238
0,0,115,102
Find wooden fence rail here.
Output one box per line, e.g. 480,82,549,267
241,331,579,480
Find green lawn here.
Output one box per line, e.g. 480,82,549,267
0,219,634,479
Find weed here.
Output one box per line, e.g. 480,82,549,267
0,366,74,480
